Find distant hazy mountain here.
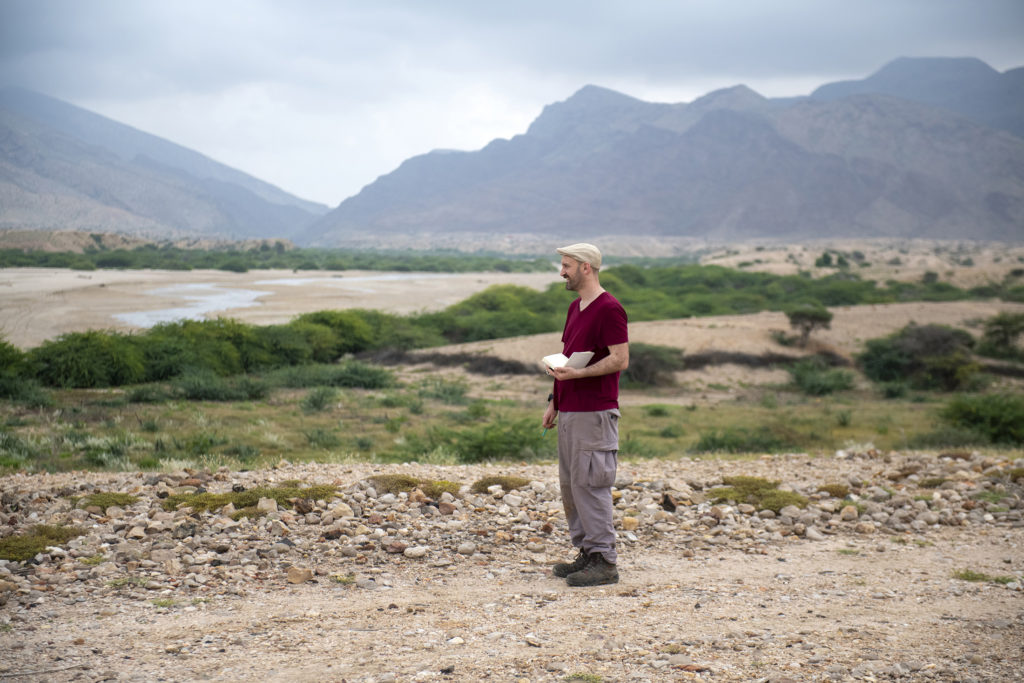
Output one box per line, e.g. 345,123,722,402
0,87,327,241
303,57,1024,246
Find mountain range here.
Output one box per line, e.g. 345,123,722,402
0,87,328,242
2,57,1023,247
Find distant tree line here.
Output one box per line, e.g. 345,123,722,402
0,243,552,273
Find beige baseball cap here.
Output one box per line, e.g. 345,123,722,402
556,242,602,270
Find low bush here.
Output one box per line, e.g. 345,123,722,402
788,357,855,396
29,330,145,388
173,371,269,401
622,343,685,387
691,425,801,454
939,393,1024,446
414,417,552,463
301,387,338,412
418,377,470,405
858,323,979,391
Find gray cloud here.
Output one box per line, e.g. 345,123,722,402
2,0,1023,205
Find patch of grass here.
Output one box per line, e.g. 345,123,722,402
161,484,337,515
79,554,106,566
305,428,342,449
837,548,860,556
564,674,603,683
952,569,1015,584
691,425,802,454
418,377,470,405
366,474,461,499
972,490,1006,504
643,404,672,417
151,598,177,608
107,576,148,588
788,357,854,396
0,524,86,562
471,475,531,494
331,572,356,585
818,483,850,498
301,386,338,413
709,476,808,512
77,492,140,511
919,477,948,489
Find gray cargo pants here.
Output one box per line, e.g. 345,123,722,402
557,409,620,564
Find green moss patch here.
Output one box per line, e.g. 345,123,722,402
953,569,1016,584
0,524,85,562
470,475,531,494
77,492,140,511
366,474,461,499
710,475,808,512
818,483,850,498
161,484,337,515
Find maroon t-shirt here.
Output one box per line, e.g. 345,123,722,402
553,291,629,412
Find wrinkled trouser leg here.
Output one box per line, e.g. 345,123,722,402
557,409,620,564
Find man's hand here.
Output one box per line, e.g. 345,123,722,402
542,401,557,430
549,365,582,381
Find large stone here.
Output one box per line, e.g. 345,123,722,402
257,497,278,514
287,567,314,584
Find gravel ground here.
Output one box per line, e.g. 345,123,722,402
1,448,1022,682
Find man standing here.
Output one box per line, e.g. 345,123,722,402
542,243,629,587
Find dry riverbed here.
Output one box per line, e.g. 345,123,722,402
1,449,1022,682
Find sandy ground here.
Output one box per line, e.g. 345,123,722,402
0,268,561,349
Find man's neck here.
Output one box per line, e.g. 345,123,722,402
577,284,605,310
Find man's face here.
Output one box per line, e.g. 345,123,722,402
560,257,584,291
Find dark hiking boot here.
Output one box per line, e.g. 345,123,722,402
552,549,589,578
566,553,619,587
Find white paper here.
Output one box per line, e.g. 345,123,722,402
542,351,594,369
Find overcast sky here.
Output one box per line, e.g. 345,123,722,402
2,1,1023,207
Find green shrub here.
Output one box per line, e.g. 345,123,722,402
622,343,685,387
292,310,375,355
418,377,470,405
940,394,1024,445
414,417,552,463
29,330,145,388
788,357,854,396
126,384,173,403
905,426,990,449
263,361,393,389
691,426,799,454
976,312,1024,360
305,428,342,449
301,386,338,412
173,371,268,401
857,324,978,391
0,375,53,407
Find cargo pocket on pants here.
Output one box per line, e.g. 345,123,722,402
583,450,617,488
